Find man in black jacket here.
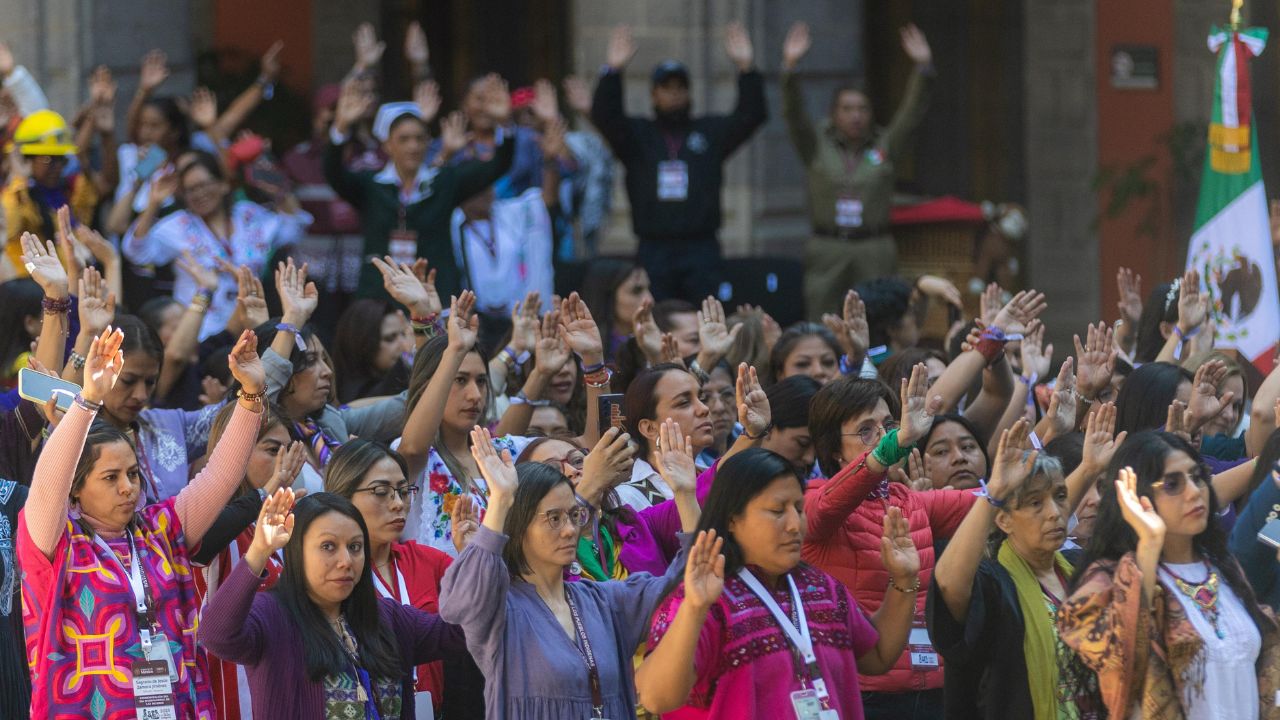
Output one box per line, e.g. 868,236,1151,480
591,23,767,302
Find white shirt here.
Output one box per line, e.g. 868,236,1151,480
614,458,673,512
451,188,554,315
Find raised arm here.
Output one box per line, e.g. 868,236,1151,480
126,50,169,144
780,22,818,164
399,292,477,481
86,66,120,196
560,292,607,448
718,22,767,158
20,232,71,377
121,170,182,266
173,331,265,546
155,252,218,402
1247,363,1280,458
590,26,639,156
882,24,934,160
323,81,374,208
211,41,283,141
495,311,569,437
857,507,921,674
451,75,516,201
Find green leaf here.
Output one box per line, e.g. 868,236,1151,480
77,587,95,618
90,689,106,720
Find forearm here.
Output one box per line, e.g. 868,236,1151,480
106,182,141,236
930,350,987,413
635,600,706,714
212,84,266,141
481,494,512,534
494,368,549,437
129,201,163,247
673,490,699,534
26,403,96,557
62,330,94,383
540,164,560,209
399,346,466,477
98,129,120,193
34,307,69,380
807,455,885,540
125,88,151,144
932,501,996,623
157,302,208,400
1246,368,1280,457
174,400,262,545
861,585,917,674
963,358,1014,439
1154,330,1181,364
1210,457,1257,506
1135,541,1161,604
994,381,1030,456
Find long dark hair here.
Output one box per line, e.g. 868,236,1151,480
270,493,401,681
325,439,409,498
503,462,575,576
1134,281,1179,364
0,278,43,377
809,376,898,477
1114,362,1192,435
406,336,490,491
114,313,166,370
768,323,840,386
579,259,642,361
142,96,192,150
333,299,408,404
622,363,690,458
696,448,805,575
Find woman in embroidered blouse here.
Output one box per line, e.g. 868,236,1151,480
201,489,466,719
17,326,266,720
928,414,1119,720
638,446,921,719
438,425,697,719
1058,431,1280,719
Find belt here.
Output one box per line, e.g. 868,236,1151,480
815,226,891,241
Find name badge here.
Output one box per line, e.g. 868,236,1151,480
790,689,839,720
388,229,419,265
657,160,689,201
132,660,177,720
908,624,939,671
415,690,435,720
143,631,179,683
835,195,863,228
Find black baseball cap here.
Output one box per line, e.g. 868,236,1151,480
652,60,690,86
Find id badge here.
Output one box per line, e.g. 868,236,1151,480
144,631,179,683
131,660,177,720
790,689,838,720
908,624,939,671
388,229,419,265
415,690,435,720
835,195,863,228
657,160,689,201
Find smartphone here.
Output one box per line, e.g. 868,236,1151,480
1258,517,1280,549
246,158,289,195
597,393,626,439
18,367,82,413
134,145,168,182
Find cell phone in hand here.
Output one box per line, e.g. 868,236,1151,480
134,145,168,183
597,393,626,439
1258,517,1280,549
18,367,82,413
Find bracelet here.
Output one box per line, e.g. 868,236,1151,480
1018,373,1038,410
42,296,72,315
870,429,912,468
972,477,1008,509
974,326,1011,365
580,360,606,375
411,312,440,326
238,388,266,403
510,390,551,407
1172,324,1200,356
742,422,772,440
584,367,612,389
888,575,922,593
688,358,711,386
73,393,102,412
68,351,86,370
275,322,307,351
190,292,211,312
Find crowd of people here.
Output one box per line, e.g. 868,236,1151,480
0,15,1277,720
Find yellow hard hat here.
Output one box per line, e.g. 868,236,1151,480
10,109,78,156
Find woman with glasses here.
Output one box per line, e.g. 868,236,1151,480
1058,431,1280,718
439,425,698,719
324,438,485,720
123,151,312,342
803,366,974,719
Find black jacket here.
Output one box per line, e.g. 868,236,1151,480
591,69,767,242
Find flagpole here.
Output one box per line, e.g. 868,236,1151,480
1230,0,1243,30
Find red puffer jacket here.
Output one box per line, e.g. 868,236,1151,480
803,452,976,693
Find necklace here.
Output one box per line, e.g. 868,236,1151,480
1161,561,1224,639
329,615,370,702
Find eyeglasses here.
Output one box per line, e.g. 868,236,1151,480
540,450,586,474
842,421,900,447
537,505,590,531
182,179,222,196
353,484,420,502
31,155,69,166
1150,471,1209,497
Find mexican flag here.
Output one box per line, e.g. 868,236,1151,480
1188,24,1279,374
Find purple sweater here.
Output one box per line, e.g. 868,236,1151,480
201,560,468,718
614,462,716,575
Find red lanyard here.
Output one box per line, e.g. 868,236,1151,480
564,587,605,717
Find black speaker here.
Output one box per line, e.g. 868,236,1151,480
717,257,806,327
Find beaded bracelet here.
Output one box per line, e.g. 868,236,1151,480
42,296,72,315
584,367,612,389
888,576,922,593
68,351,86,370
72,393,102,412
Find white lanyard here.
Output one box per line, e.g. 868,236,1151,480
94,531,158,650
372,556,410,604
736,569,829,701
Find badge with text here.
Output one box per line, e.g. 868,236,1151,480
790,689,839,720
143,631,179,683
131,660,177,720
388,229,419,265
908,623,939,671
835,195,864,229
657,160,689,201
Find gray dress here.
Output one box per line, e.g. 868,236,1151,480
439,525,687,719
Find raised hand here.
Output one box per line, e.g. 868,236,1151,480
198,375,228,406
448,291,479,353
275,258,318,325
532,78,560,126
89,66,117,132
580,427,635,502
73,225,118,269
1081,402,1126,476
414,80,442,124
507,293,539,355
149,167,179,205
249,488,296,561
558,292,604,363
992,289,1047,335
439,111,469,156
683,530,726,609
1165,399,1193,445
77,267,117,336
653,418,697,495
880,506,921,584
226,263,268,335
606,25,637,71
697,296,741,365
264,441,306,494
176,251,220,292
902,449,932,492
352,22,385,71
373,256,439,317
190,87,218,129
823,290,869,363
899,363,944,446
227,330,266,395
633,300,664,363
987,418,1038,499
450,493,481,553
562,75,592,117
540,115,568,159
480,73,511,124
1187,359,1234,432
469,425,517,497
139,49,169,92
260,40,284,82
1073,322,1116,402
534,311,572,376
980,282,1003,324
334,80,374,135
1042,357,1077,441
1019,321,1052,381
1177,269,1208,333
782,21,812,70
736,363,770,439
916,274,963,310
1115,466,1165,543
1116,268,1143,326
660,333,684,367
54,206,84,292
19,232,68,299
81,326,125,405
899,23,933,66
723,21,755,72
0,42,13,78
404,21,429,69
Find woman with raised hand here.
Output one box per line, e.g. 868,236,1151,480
202,489,466,719
928,418,1102,719
438,425,696,719
17,326,266,719
1059,432,1280,719
639,448,921,718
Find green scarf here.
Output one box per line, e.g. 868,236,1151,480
997,540,1074,720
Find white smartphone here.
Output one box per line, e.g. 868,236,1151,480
17,367,82,413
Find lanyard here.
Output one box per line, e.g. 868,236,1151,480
563,586,605,717
93,530,160,650
371,556,410,604
662,132,685,161
736,569,830,703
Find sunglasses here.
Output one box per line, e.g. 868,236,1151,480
1149,471,1209,497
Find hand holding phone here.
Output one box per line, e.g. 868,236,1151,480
18,367,82,412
